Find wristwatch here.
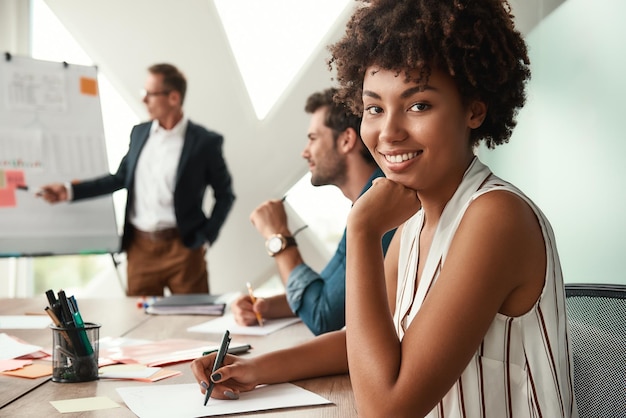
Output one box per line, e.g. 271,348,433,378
265,234,297,257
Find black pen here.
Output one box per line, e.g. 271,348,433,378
57,290,87,356
16,184,43,196
45,289,57,306
204,330,231,405
57,290,74,327
45,289,62,318
202,344,251,356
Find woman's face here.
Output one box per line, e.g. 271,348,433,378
360,67,485,196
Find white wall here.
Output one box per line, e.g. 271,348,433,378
479,0,626,285
0,0,30,54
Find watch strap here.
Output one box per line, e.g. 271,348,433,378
283,236,297,248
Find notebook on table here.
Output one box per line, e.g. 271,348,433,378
145,293,237,316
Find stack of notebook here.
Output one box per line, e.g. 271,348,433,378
145,293,236,316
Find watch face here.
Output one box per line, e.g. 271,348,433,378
267,236,283,254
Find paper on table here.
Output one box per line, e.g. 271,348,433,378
187,314,301,336
1,363,51,378
99,364,163,379
50,396,121,413
99,338,251,367
99,336,153,350
98,336,153,366
0,359,32,372
0,315,52,329
117,382,331,418
0,333,43,360
98,364,182,382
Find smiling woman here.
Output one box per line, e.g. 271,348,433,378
189,2,578,417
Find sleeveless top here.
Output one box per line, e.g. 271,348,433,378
394,158,578,418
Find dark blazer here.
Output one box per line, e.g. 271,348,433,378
72,120,235,250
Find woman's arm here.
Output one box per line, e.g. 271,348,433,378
191,329,348,400
346,186,545,417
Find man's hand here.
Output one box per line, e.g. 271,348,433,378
249,199,290,238
37,183,69,203
231,294,268,326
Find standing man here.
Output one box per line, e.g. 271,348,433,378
39,63,235,296
231,88,395,335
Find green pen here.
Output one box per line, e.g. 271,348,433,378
69,296,94,356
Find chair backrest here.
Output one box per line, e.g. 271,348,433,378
565,283,626,418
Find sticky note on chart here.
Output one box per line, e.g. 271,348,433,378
80,77,98,96
4,170,25,188
0,187,16,207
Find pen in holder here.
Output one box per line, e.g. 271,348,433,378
50,322,100,383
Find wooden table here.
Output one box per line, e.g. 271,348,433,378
0,298,357,417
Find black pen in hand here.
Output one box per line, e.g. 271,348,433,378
204,330,231,405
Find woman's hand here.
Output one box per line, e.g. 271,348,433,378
349,177,421,237
190,353,260,400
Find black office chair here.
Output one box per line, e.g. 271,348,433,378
565,283,626,418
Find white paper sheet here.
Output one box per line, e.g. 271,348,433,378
99,364,163,379
117,382,331,418
0,333,43,360
187,314,301,336
0,315,52,329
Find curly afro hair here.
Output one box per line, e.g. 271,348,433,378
328,0,531,149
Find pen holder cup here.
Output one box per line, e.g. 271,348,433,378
50,322,100,383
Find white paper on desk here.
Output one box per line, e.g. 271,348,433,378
0,315,52,329
99,336,153,350
117,382,331,418
99,364,162,379
0,333,43,360
187,314,301,336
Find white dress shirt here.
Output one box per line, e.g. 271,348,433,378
128,117,187,232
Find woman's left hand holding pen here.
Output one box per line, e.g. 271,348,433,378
191,353,258,400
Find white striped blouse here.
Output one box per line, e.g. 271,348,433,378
394,158,578,418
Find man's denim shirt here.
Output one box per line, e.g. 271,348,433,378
285,168,396,335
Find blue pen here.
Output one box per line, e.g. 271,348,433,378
204,330,231,405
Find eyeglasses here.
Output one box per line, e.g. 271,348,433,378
141,89,171,98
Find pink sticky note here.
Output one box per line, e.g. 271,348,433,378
0,359,33,372
4,170,26,189
0,187,17,207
